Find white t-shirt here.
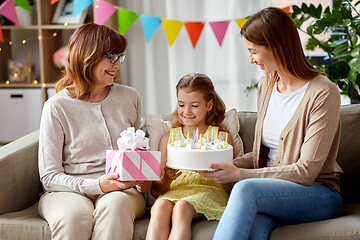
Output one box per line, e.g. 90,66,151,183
262,81,309,167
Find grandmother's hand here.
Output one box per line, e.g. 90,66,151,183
99,173,137,193
200,163,240,184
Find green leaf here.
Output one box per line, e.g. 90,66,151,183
292,5,301,15
315,4,322,19
301,3,309,13
343,19,351,27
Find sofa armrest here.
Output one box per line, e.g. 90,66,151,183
0,130,41,215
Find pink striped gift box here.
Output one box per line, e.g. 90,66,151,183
106,150,161,181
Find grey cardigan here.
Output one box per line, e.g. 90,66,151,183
38,83,141,196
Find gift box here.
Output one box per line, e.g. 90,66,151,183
106,149,161,181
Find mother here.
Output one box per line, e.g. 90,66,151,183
202,7,343,240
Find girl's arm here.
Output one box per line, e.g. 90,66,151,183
151,133,181,197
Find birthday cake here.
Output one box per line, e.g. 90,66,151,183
166,137,233,171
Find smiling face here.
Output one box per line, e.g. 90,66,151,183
177,88,213,128
242,37,277,75
92,54,122,87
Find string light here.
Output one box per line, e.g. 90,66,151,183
0,32,58,48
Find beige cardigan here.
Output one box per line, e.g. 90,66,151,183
234,75,343,192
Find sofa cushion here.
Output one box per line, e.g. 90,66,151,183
237,111,257,154
145,108,244,158
269,204,360,240
337,104,360,203
0,203,51,240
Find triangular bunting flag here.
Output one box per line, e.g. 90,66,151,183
50,0,59,5
0,23,4,43
14,0,31,12
140,14,161,43
282,6,291,13
162,19,184,47
184,21,204,48
94,0,117,25
0,0,19,25
235,18,247,30
73,0,92,17
117,7,140,35
210,21,229,47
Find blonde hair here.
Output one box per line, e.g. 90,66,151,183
170,73,227,131
55,23,127,100
240,7,323,90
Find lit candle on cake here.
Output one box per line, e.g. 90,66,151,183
187,132,189,145
193,131,196,145
171,130,174,146
178,128,181,142
212,129,214,145
196,128,199,143
225,132,228,148
199,134,202,149
207,132,209,146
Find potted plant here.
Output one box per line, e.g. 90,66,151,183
291,0,360,103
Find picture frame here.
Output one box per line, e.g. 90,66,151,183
52,0,87,24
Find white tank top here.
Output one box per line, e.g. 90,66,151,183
262,81,309,167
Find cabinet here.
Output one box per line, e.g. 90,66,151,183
0,88,42,143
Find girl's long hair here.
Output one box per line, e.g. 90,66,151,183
170,73,227,131
240,7,323,90
55,23,127,100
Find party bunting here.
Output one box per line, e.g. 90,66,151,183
236,18,247,30
73,0,92,17
15,0,31,12
140,14,162,43
117,7,140,35
94,0,117,25
185,22,204,48
0,23,3,43
210,21,229,46
162,19,184,46
50,0,59,4
282,6,291,13
0,0,19,25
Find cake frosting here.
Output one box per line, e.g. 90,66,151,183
166,138,233,171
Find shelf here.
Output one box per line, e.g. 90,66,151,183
0,83,41,88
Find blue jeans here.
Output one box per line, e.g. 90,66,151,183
213,178,342,240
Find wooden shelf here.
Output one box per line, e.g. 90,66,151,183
0,0,96,105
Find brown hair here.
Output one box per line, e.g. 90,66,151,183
55,23,127,100
240,7,323,89
170,73,227,131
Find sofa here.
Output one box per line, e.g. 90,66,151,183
1,104,360,240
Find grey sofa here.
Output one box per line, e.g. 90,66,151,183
1,105,360,240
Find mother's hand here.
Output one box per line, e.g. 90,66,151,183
200,163,240,184
99,173,137,193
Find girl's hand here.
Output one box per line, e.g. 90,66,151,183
200,163,240,184
164,166,182,180
135,181,152,193
99,173,137,193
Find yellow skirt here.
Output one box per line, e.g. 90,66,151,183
154,170,229,220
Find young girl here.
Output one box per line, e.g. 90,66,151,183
146,73,234,240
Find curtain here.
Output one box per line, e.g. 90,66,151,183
118,0,272,115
